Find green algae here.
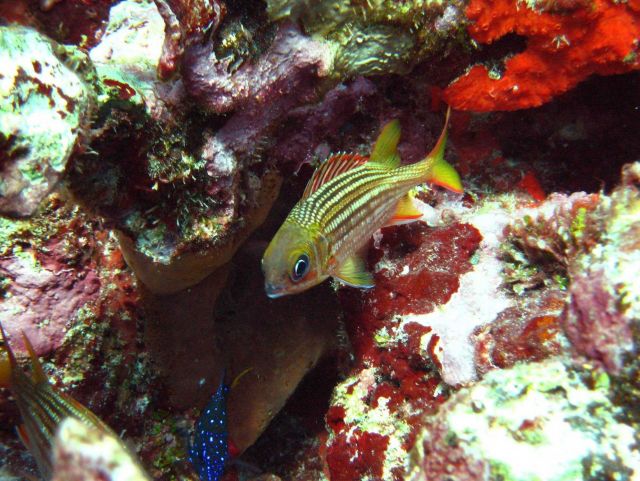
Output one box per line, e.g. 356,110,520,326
146,411,193,480
60,306,106,385
266,0,467,78
570,207,588,242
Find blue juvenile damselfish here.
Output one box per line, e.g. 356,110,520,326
189,377,230,481
189,369,250,481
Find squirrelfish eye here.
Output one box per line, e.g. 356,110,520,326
291,254,310,282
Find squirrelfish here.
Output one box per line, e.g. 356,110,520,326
262,109,463,298
0,323,142,480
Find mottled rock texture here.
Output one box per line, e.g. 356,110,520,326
52,418,151,481
1,0,640,480
0,26,92,217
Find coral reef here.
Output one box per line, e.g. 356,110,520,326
1,0,640,480
0,194,154,478
410,359,639,481
563,163,640,374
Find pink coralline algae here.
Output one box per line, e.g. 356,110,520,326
324,221,481,480
191,22,332,205
0,202,101,356
0,194,152,469
563,163,640,374
326,429,389,481
410,359,639,481
268,77,377,173
183,22,331,114
153,0,225,79
339,222,482,362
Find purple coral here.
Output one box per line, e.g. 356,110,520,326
563,272,633,373
153,0,225,79
183,22,332,114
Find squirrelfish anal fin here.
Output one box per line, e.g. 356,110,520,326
16,424,31,451
303,153,368,198
425,106,463,194
334,255,374,288
369,119,401,169
384,193,423,227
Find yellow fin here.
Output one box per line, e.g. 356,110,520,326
335,256,374,288
230,367,253,389
0,322,14,388
384,193,423,226
21,332,48,385
368,119,401,170
428,159,463,193
425,107,463,193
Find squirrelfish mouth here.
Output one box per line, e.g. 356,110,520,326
265,283,286,299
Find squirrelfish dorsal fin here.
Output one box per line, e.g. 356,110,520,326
334,255,374,288
21,331,48,385
302,153,368,198
0,321,16,388
368,119,401,170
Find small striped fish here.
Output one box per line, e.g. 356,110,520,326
262,109,463,298
0,323,147,480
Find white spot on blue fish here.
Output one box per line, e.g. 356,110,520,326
189,377,230,481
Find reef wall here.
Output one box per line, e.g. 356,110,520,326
1,0,639,480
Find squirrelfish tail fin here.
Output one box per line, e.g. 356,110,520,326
368,119,401,170
21,331,48,385
0,321,16,388
423,106,463,194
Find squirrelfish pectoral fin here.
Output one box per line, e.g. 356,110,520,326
334,256,374,288
303,153,368,198
369,119,401,170
384,193,423,226
425,107,463,194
